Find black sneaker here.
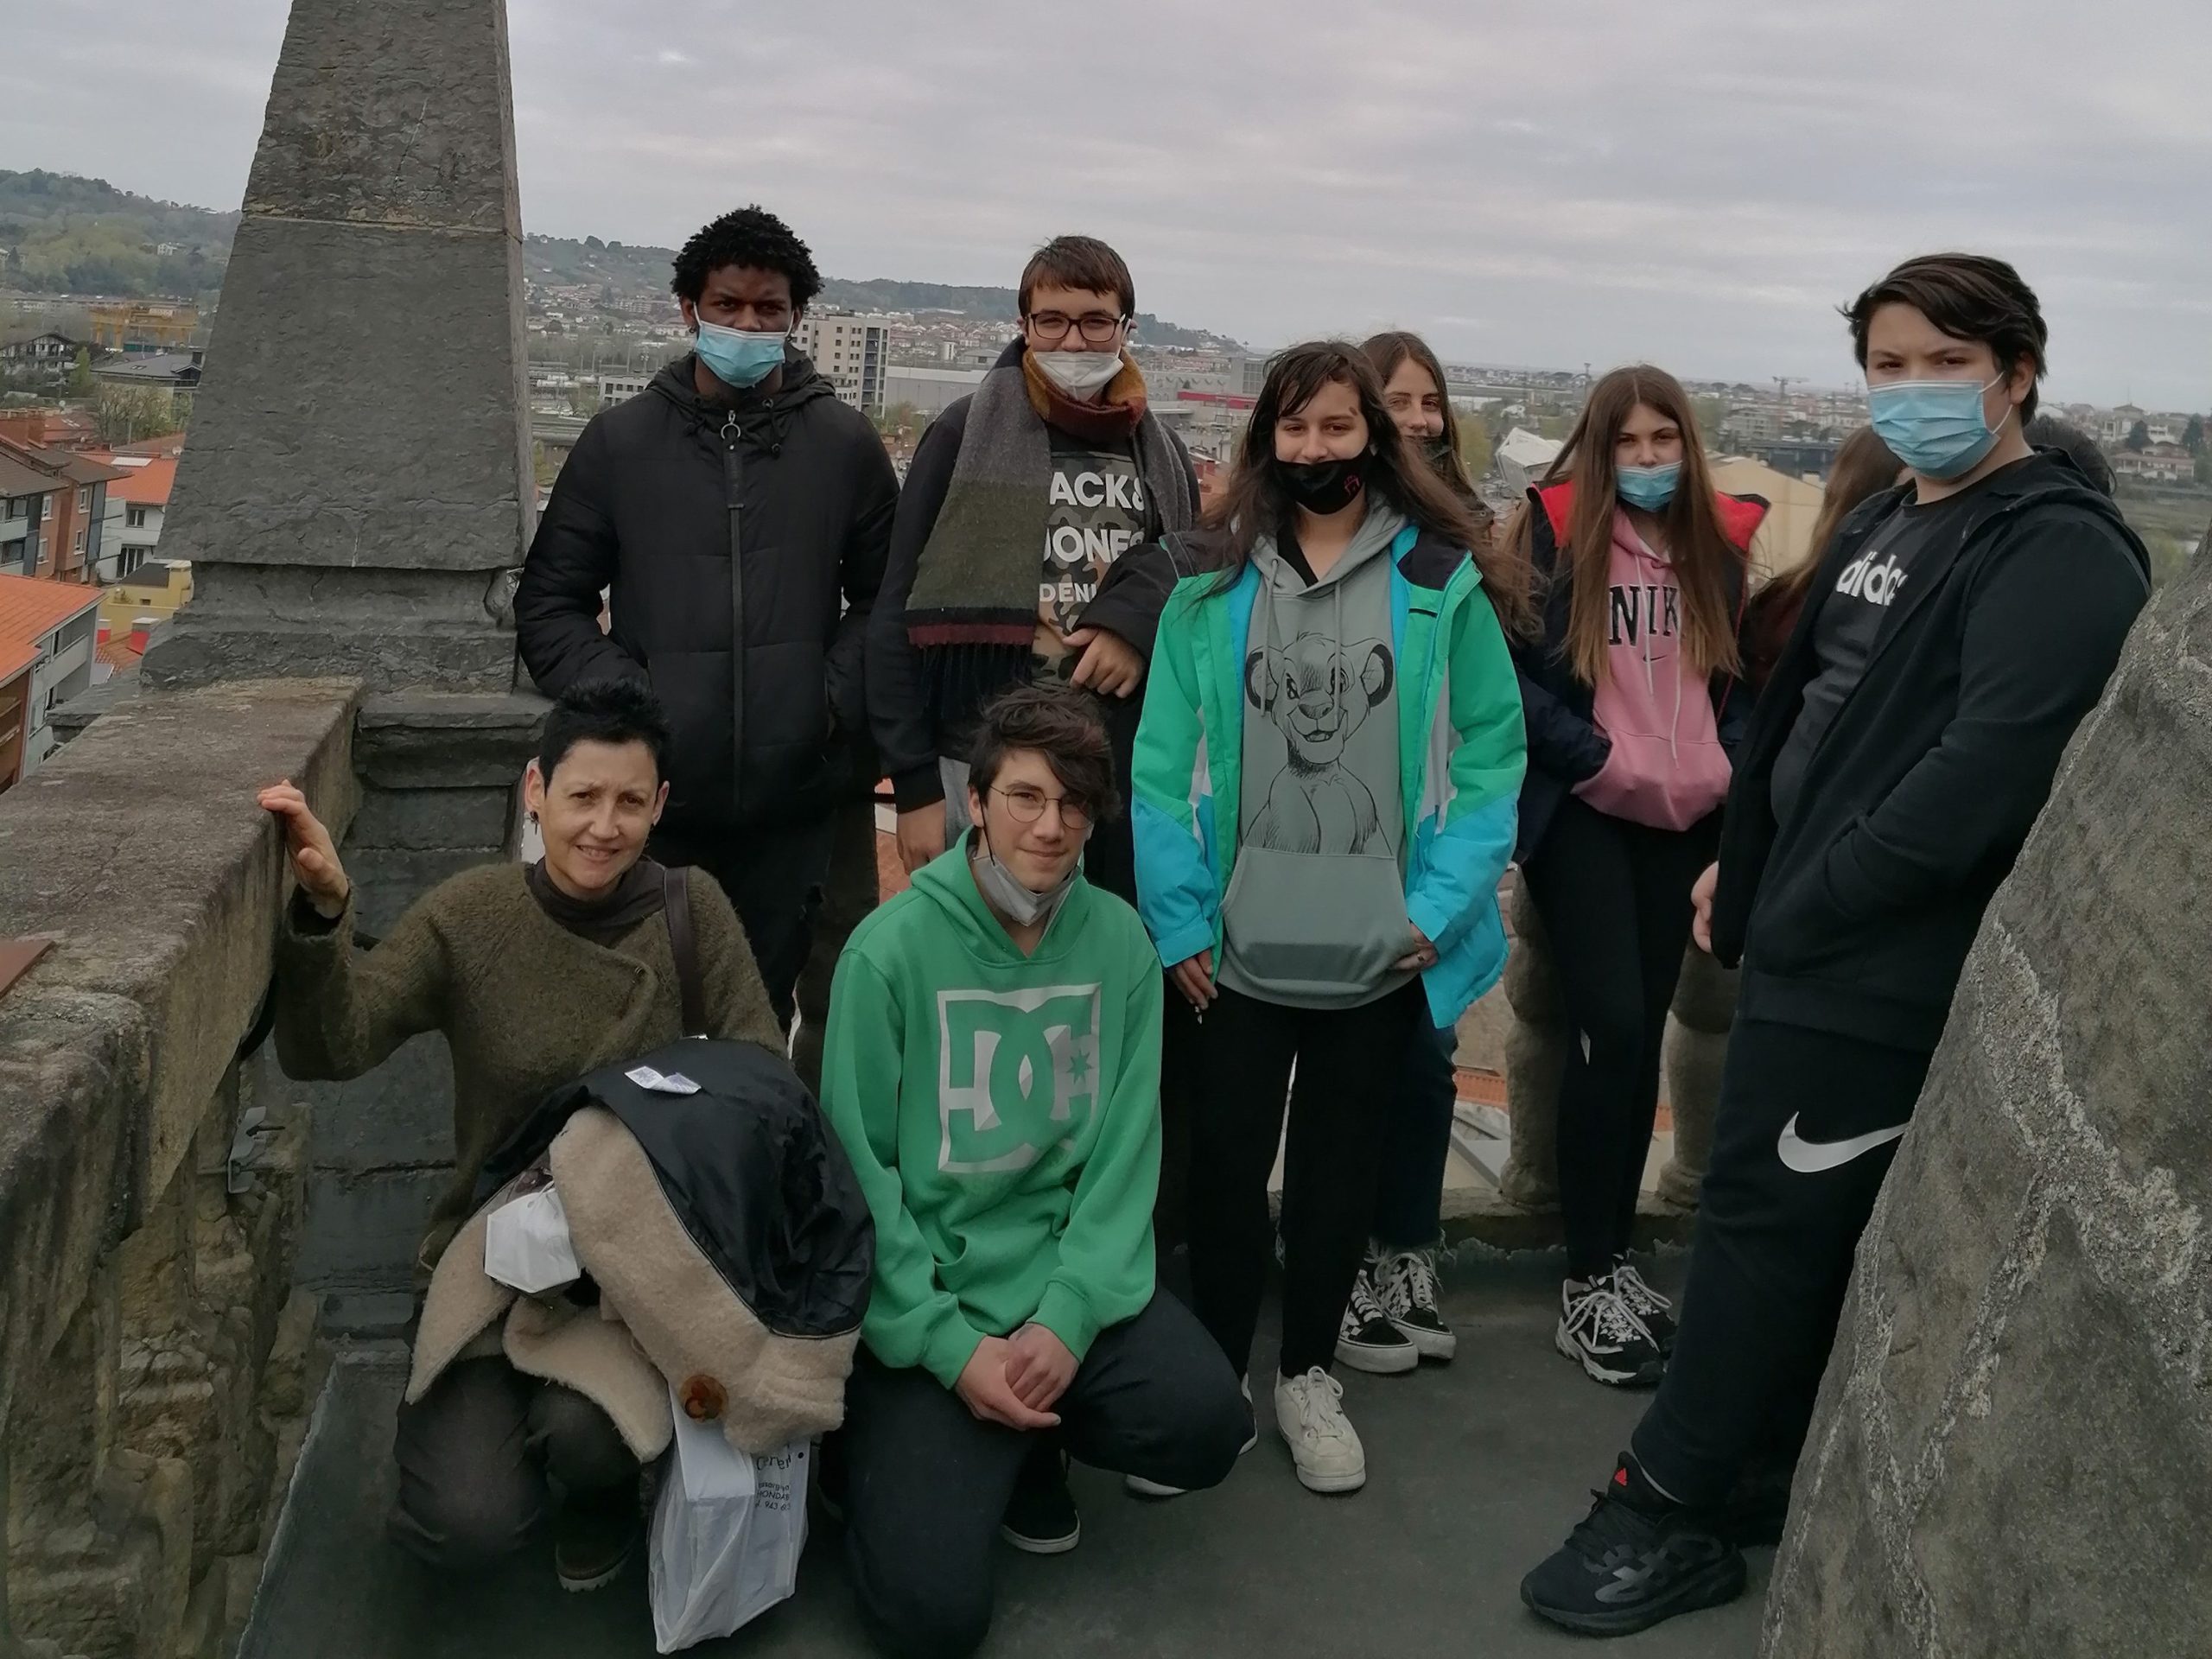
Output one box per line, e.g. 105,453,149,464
1001,1445,1080,1555
1555,1279,1666,1388
1375,1243,1455,1361
1520,1455,1746,1637
1334,1265,1419,1375
554,1490,640,1593
1609,1257,1677,1355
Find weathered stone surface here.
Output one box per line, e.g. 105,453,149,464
156,219,530,581
242,0,521,233
0,684,349,1659
0,683,358,1311
289,1035,454,1173
142,0,532,696
143,567,519,694
1499,880,1563,1211
353,692,547,790
345,849,494,938
292,1166,448,1294
347,785,512,852
1765,550,2212,1656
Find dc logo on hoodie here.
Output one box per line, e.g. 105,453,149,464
936,984,1103,1173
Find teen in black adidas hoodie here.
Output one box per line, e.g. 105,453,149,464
1522,253,2152,1640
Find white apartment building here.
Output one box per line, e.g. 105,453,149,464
796,312,889,417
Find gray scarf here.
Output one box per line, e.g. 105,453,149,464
903,362,1197,649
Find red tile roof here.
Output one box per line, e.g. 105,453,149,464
96,632,147,671
99,456,176,507
0,573,101,652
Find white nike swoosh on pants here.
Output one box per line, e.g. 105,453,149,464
1775,1114,1909,1174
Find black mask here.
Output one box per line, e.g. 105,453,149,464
1275,454,1367,514
1422,433,1458,474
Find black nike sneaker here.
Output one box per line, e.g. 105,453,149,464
1521,1455,1746,1637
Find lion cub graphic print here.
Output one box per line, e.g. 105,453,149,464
1243,633,1397,854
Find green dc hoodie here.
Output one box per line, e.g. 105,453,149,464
819,838,1165,1386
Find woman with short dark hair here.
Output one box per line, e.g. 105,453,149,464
258,677,781,1592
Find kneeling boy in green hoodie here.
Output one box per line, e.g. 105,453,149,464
822,684,1251,1659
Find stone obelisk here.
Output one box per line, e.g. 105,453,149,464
144,0,533,690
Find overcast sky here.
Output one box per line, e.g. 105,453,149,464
10,0,2212,407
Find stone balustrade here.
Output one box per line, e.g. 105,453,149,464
0,684,355,1659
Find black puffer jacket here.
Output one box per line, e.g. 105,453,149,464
517,353,899,835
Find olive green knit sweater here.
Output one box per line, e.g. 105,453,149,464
275,862,783,1275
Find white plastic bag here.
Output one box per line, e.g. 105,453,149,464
482,1174,581,1294
649,1386,809,1653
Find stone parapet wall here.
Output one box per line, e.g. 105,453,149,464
0,683,357,1659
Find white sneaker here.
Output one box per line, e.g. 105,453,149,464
1124,1380,1255,1498
1273,1366,1366,1494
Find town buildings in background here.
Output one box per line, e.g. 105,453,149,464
0,572,100,788
794,312,889,417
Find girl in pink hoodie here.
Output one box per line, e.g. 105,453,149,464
1504,366,1761,1388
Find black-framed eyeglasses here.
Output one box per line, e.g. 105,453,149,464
990,785,1093,830
1024,311,1128,346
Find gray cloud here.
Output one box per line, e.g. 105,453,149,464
6,0,2209,405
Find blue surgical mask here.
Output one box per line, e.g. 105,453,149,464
693,318,786,389
1617,461,1681,512
1867,375,2011,480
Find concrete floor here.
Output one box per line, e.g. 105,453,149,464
241,1255,1766,1658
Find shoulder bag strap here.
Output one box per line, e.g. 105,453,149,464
662,864,706,1038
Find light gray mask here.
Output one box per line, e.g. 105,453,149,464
971,828,1078,929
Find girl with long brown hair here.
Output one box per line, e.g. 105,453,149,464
1363,330,1491,512
1505,365,1763,1388
1130,340,1526,1495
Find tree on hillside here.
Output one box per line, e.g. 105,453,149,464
2126,419,2151,452
94,385,176,444
2184,414,2204,454
1458,418,1493,482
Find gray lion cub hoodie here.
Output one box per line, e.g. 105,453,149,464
1218,502,1412,1009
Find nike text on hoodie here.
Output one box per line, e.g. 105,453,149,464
1571,511,1732,833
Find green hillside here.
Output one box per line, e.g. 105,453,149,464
524,233,1233,348
0,172,1235,346
0,169,235,298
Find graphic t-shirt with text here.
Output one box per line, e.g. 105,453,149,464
1033,431,1147,682
1770,482,1986,827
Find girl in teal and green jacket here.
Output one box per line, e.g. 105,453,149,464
1131,341,1529,1497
